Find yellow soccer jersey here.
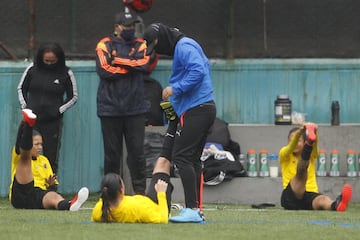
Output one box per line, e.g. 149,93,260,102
279,130,318,193
9,147,59,199
91,192,168,224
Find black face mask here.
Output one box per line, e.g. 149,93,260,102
121,29,135,42
43,63,57,70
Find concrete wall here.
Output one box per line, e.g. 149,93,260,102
146,124,360,204
147,124,360,177
228,124,360,176
168,177,360,205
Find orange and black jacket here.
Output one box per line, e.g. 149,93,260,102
95,35,158,117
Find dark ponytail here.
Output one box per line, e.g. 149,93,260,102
288,127,306,141
100,173,123,222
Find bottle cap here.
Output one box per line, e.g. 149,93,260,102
331,101,340,109
331,149,339,154
278,94,289,99
247,149,256,154
260,149,268,154
319,149,326,154
347,149,355,154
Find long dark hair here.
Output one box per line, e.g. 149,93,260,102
100,173,123,222
288,127,306,141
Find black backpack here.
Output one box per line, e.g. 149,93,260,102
202,118,246,184
144,75,165,126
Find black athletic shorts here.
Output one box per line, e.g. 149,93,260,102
281,183,321,210
11,177,49,209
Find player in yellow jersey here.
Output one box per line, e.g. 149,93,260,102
91,172,170,223
280,122,352,211
9,128,59,199
91,111,177,223
10,109,88,211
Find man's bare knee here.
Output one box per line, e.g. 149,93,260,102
153,157,170,174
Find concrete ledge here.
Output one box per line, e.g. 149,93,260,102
141,125,360,204
228,124,360,176
166,177,360,204
145,124,360,176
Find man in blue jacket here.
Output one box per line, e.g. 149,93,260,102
144,23,216,223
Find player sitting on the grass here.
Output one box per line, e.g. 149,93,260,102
9,109,89,211
280,122,352,211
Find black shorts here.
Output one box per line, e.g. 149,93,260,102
281,183,321,210
11,177,49,209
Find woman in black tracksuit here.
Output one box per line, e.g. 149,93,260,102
17,42,78,173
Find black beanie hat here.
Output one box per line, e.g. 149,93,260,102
144,23,185,56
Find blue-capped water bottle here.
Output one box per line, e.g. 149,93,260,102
269,154,279,178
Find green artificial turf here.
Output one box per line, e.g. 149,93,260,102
1,194,359,240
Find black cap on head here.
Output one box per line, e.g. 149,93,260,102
115,11,140,26
143,23,161,45
144,23,185,56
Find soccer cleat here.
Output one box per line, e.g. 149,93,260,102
199,210,206,221
336,184,352,212
22,109,37,127
69,187,89,211
169,208,205,223
305,123,317,142
171,203,184,210
160,101,177,121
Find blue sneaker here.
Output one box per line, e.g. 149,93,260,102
169,208,204,223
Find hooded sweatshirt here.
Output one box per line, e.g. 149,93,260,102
144,23,214,116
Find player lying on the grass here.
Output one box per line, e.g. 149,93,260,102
280,122,352,211
9,109,89,211
91,114,177,223
91,164,173,223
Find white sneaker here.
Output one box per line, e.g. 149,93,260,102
69,187,89,211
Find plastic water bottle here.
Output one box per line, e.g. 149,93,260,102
329,149,340,177
247,149,257,177
269,154,279,178
316,149,327,177
259,149,269,177
331,101,340,126
346,149,356,177
239,153,246,169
